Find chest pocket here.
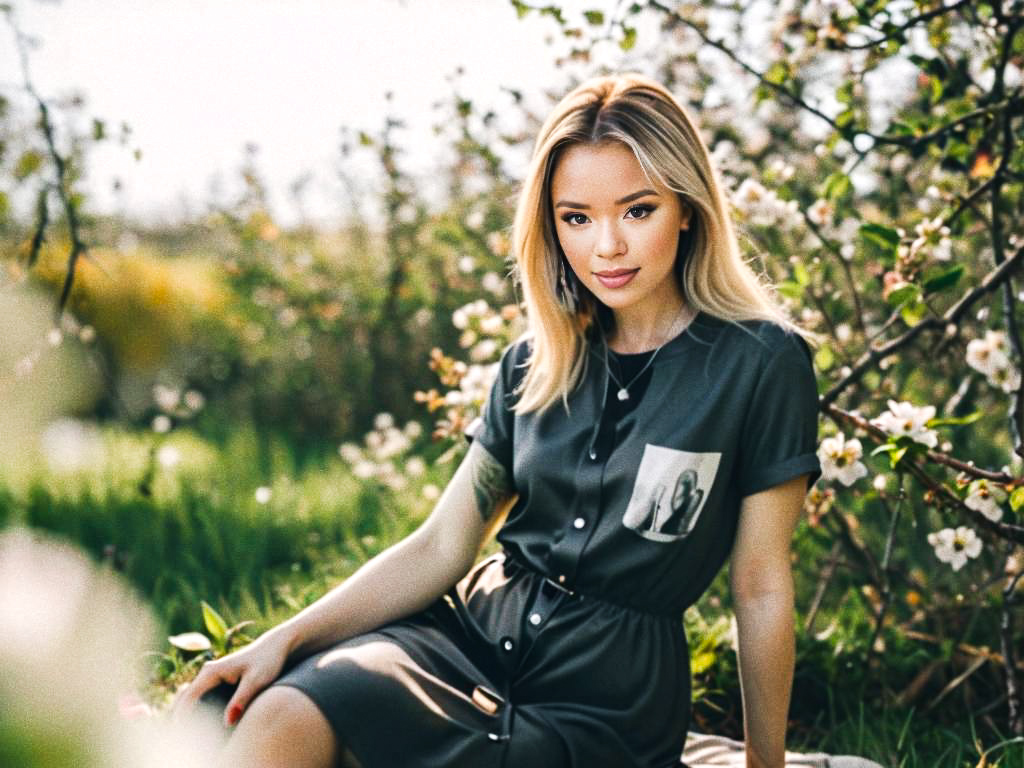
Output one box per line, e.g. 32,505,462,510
622,444,722,542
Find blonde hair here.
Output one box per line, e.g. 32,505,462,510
510,72,820,416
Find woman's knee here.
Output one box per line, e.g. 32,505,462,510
224,685,337,768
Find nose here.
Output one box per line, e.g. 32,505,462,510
594,218,626,259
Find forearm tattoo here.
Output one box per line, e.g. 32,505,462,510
470,443,512,522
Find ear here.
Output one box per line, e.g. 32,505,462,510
679,201,693,231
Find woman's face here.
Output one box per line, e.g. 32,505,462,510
550,141,692,326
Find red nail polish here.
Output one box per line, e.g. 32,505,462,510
228,706,241,725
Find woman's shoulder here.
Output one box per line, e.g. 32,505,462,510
713,316,814,366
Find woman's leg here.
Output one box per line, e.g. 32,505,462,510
218,685,363,768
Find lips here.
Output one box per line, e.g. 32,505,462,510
594,268,639,288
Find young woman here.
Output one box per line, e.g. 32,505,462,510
175,72,823,768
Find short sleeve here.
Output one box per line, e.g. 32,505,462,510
736,330,822,497
463,340,523,477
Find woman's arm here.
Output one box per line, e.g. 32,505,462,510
728,473,809,768
175,440,517,723
279,439,516,657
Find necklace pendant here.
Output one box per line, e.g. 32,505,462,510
617,388,630,401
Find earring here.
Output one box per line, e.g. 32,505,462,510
556,255,580,314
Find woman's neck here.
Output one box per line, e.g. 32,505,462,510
606,300,694,355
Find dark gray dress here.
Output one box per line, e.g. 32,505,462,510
271,311,822,767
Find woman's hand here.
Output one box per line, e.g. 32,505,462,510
172,627,295,728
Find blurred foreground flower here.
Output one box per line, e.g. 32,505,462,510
0,527,226,767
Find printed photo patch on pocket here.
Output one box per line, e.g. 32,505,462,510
622,444,721,542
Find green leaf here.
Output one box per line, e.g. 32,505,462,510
923,265,963,294
583,9,604,24
871,443,898,456
860,222,901,249
511,0,531,19
14,149,43,180
1010,487,1024,512
823,171,851,202
886,284,919,307
930,76,943,104
814,343,834,371
793,261,811,287
619,25,637,51
927,411,982,427
887,120,917,137
202,600,229,646
776,280,804,300
92,118,106,141
890,444,909,466
764,61,789,85
900,299,927,327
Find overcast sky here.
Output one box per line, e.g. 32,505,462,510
2,0,669,230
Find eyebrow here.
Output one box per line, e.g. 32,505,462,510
554,189,659,209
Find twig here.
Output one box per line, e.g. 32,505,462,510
822,245,1024,407
826,404,1024,544
803,539,841,633
1001,561,1024,735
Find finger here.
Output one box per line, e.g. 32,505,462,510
223,676,266,728
172,662,229,718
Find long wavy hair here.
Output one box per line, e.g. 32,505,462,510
510,72,819,416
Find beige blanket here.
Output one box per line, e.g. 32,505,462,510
682,733,885,767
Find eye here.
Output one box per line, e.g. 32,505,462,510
627,204,656,219
559,204,656,227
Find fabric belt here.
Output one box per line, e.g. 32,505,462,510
501,548,681,619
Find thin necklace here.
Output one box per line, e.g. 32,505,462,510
604,303,692,402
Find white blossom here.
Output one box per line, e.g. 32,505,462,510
156,444,182,469
153,384,182,413
964,479,1006,523
254,486,272,504
405,456,426,477
422,483,441,501
184,390,206,412
807,198,832,227
870,400,939,448
352,460,376,479
966,330,1019,391
374,412,395,431
39,419,103,474
927,526,982,571
152,414,172,434
452,308,469,330
339,442,362,464
470,338,499,362
817,433,868,486
480,313,505,335
482,272,505,296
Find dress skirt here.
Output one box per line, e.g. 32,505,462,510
270,549,691,768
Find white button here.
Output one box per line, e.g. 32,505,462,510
502,639,513,651
589,450,597,460
573,517,586,529
529,612,542,626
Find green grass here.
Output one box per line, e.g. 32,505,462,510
0,423,438,634
2,423,1020,767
